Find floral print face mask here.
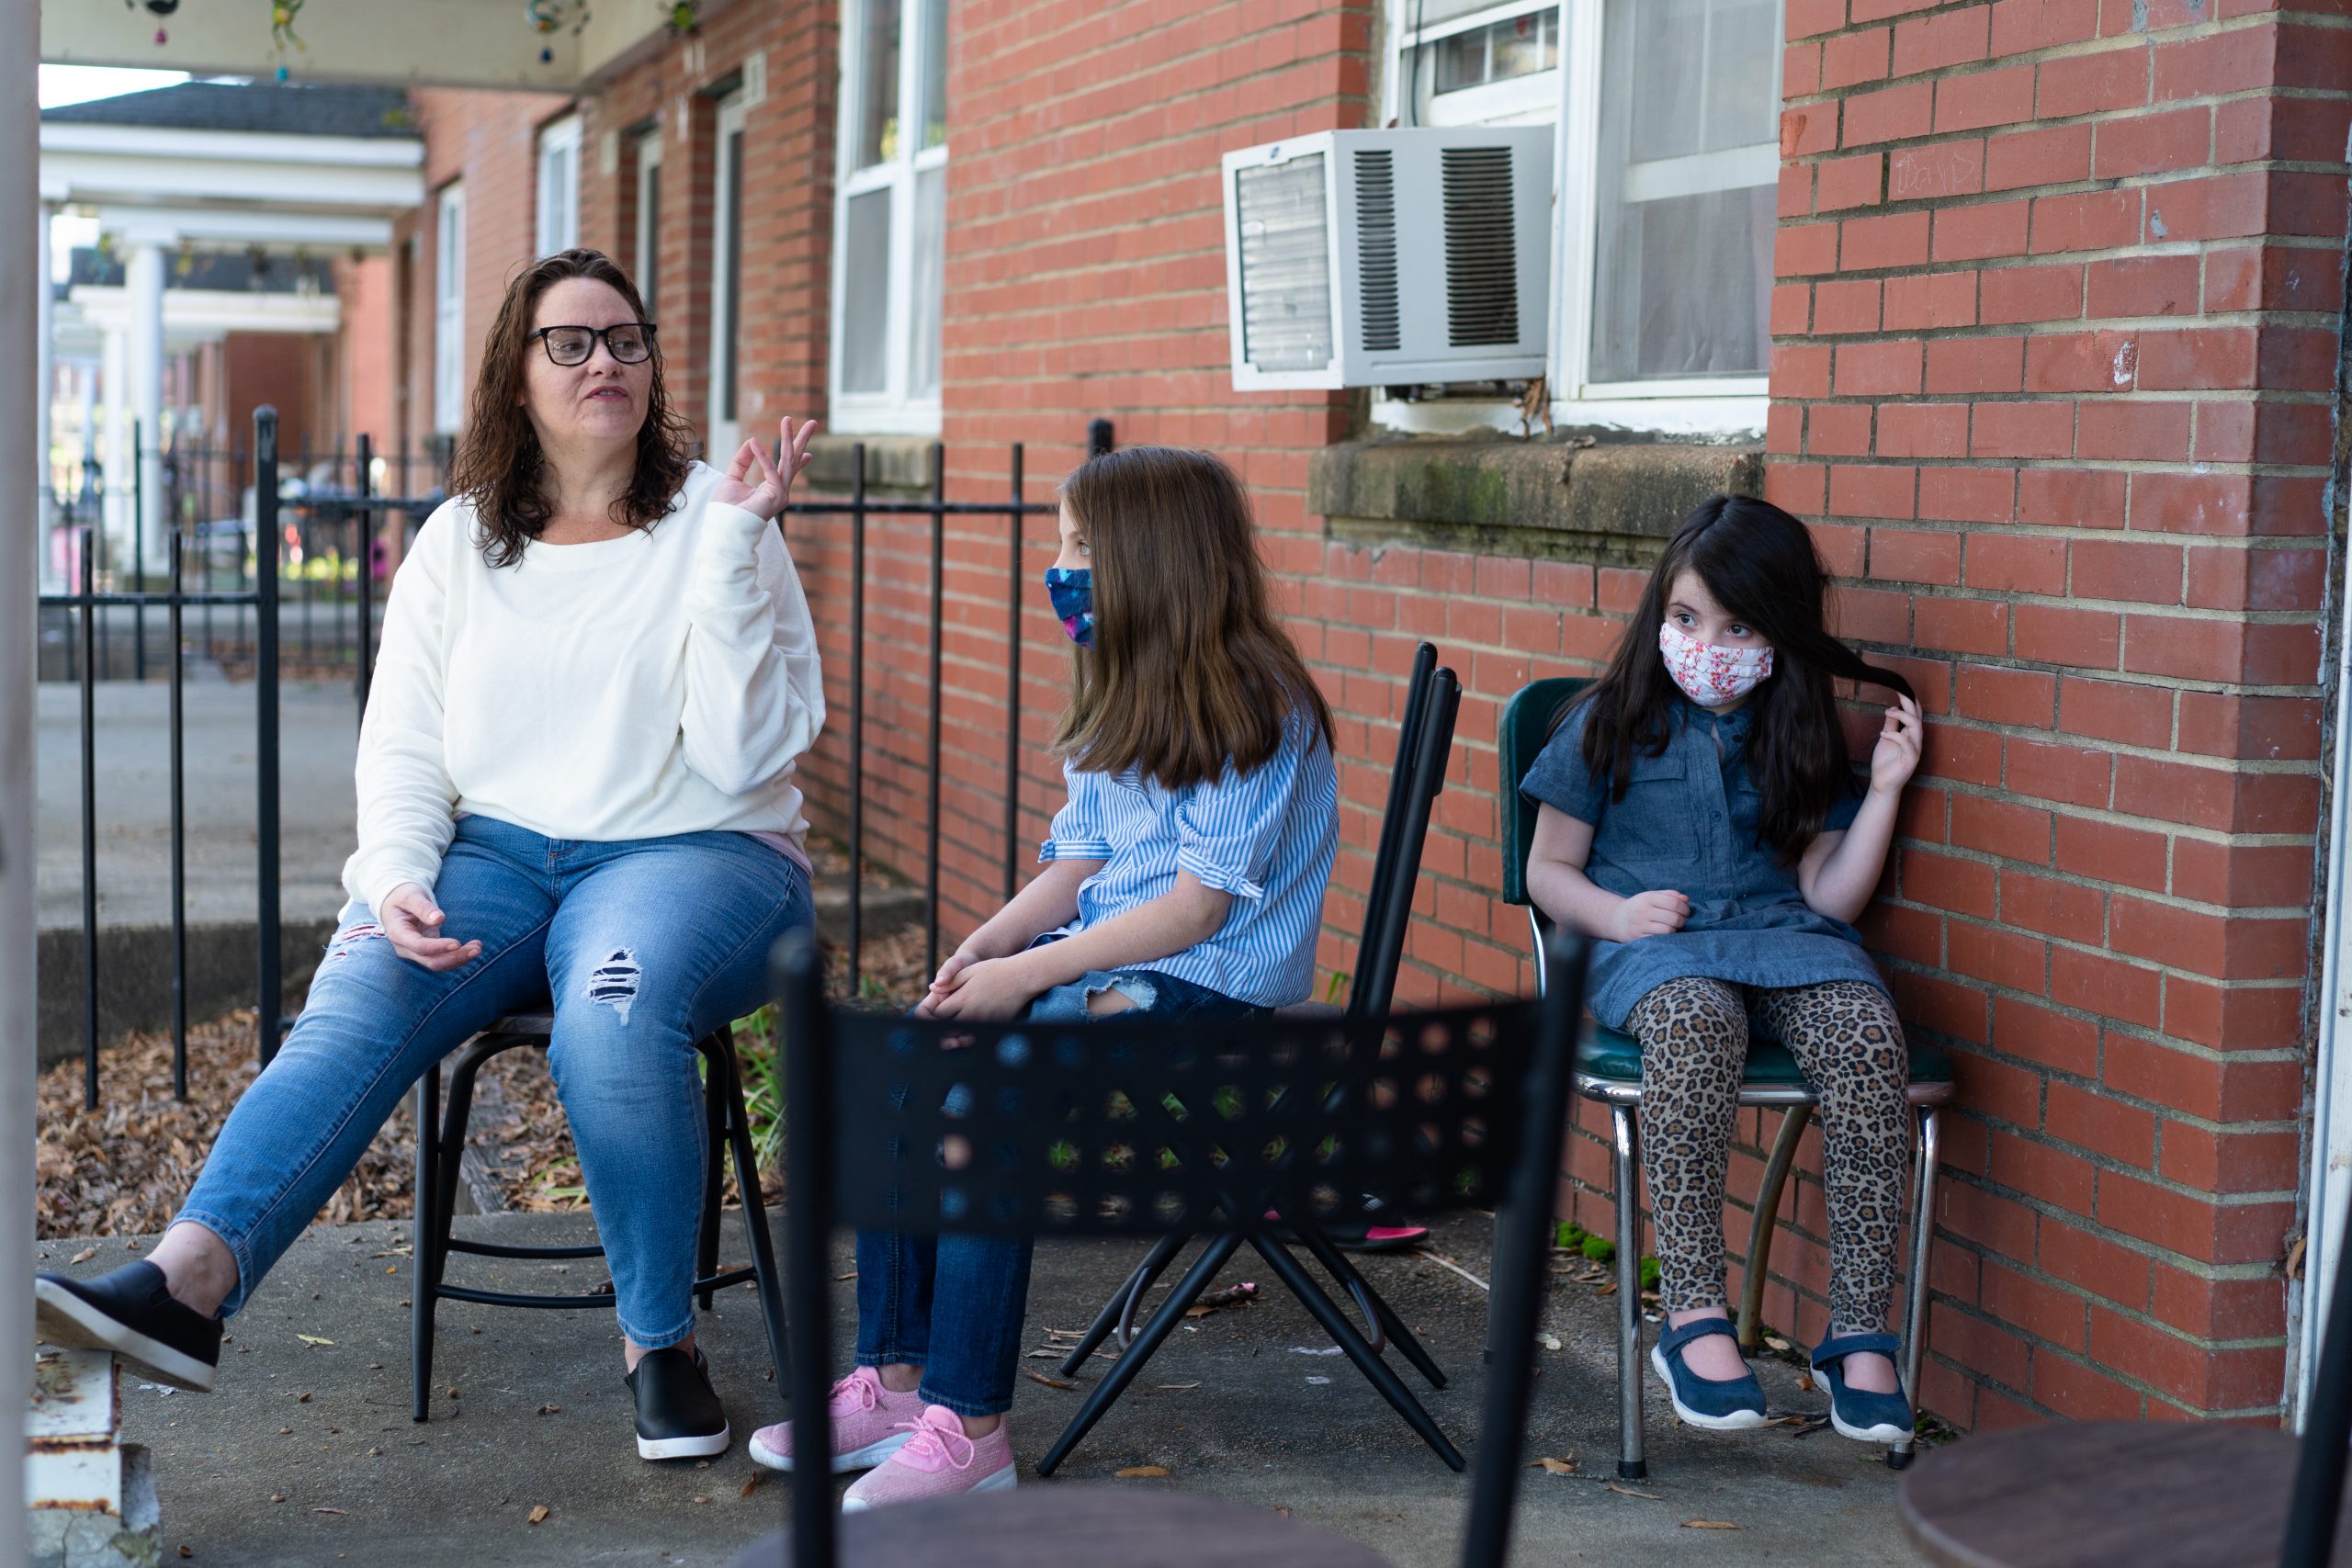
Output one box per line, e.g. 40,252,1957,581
1658,618,1773,707
1045,567,1095,648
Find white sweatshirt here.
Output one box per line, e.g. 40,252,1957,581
341,460,825,918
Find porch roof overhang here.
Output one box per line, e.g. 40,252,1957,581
41,119,422,254
64,284,342,353
40,0,723,91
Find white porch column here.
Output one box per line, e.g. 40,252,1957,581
99,320,128,567
123,227,170,573
4,0,44,1558
35,197,54,538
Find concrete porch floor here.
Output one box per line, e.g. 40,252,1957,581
38,1213,1931,1566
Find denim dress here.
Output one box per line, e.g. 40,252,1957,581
1520,696,1888,1029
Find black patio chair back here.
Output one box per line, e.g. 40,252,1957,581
772,925,1589,1568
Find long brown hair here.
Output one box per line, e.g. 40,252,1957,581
1574,493,1915,863
447,248,695,567
1053,446,1334,789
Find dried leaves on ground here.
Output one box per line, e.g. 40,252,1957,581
38,910,940,1239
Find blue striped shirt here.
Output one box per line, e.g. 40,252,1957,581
1040,707,1338,1009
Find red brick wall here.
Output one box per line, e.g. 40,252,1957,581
792,0,1388,978
397,86,575,465
381,0,2351,1428
1765,0,2349,1424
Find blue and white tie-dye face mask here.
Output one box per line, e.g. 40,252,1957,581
1045,567,1094,648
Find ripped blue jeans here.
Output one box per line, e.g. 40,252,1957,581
853,964,1261,1416
175,813,811,1348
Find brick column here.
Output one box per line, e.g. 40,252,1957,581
1770,0,2349,1425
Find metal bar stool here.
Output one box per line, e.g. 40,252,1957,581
1497,675,1954,1478
409,1010,789,1422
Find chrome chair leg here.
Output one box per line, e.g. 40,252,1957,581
1611,1101,1645,1481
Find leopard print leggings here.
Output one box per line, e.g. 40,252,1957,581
1625,976,1910,1335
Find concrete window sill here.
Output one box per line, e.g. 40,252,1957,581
1308,436,1764,565
803,433,942,496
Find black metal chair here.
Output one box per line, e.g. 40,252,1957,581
759,922,1589,1568
1036,642,1466,1474
409,1010,789,1422
1899,1180,2352,1568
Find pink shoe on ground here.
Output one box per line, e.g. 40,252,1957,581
839,1404,1016,1511
748,1366,922,1473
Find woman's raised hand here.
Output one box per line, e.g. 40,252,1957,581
1870,694,1925,796
713,416,820,521
379,884,482,972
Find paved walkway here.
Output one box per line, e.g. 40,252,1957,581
36,677,360,931
42,1213,1932,1567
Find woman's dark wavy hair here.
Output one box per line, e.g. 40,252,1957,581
1570,493,1915,863
447,248,695,567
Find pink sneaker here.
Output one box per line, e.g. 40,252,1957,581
748,1367,922,1473
839,1404,1015,1511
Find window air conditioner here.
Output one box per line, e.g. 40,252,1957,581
1221,126,1554,392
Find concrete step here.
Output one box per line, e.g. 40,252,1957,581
28,1349,163,1568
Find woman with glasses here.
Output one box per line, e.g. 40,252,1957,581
36,249,824,1464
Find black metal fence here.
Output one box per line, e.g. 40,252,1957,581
780,420,1111,994
34,408,303,1108
41,432,446,699
40,414,1106,1105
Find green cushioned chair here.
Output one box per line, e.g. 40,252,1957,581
1498,677,1953,1478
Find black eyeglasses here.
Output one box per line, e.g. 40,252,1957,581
529,322,657,367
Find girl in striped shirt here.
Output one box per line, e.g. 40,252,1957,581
752,445,1339,1506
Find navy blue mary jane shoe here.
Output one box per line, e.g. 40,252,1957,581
1649,1315,1769,1431
1810,1332,1915,1444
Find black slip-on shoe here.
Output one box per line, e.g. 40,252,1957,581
35,1262,221,1392
626,1347,731,1461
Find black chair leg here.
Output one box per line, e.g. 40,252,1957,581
1247,1234,1465,1472
695,1039,726,1312
435,1044,485,1287
717,1039,791,1394
1036,1232,1243,1477
410,1066,438,1424
1291,1222,1448,1390
1057,1234,1191,1377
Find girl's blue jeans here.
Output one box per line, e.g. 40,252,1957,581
175,814,812,1349
854,965,1263,1417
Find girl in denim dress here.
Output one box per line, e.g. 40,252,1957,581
752,446,1339,1507
1521,494,1926,1447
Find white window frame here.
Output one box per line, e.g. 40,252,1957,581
828,0,947,436
633,126,662,321
537,113,582,257
433,181,466,434
1377,0,1772,438
708,89,748,457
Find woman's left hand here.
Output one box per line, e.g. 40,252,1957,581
925,955,1044,1021
713,416,820,521
1870,694,1924,795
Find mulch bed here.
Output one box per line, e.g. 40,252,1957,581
36,921,935,1240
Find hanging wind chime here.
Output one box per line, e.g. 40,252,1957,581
526,0,593,65
122,0,177,47
267,0,307,81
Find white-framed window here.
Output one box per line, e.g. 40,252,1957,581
433,181,466,434
1384,0,1778,434
831,0,948,434
633,126,662,320
537,113,582,257
708,89,748,457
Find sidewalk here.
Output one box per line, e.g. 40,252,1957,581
41,1212,1930,1567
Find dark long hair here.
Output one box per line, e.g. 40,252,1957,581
1054,446,1334,789
447,248,695,568
1574,493,1915,863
